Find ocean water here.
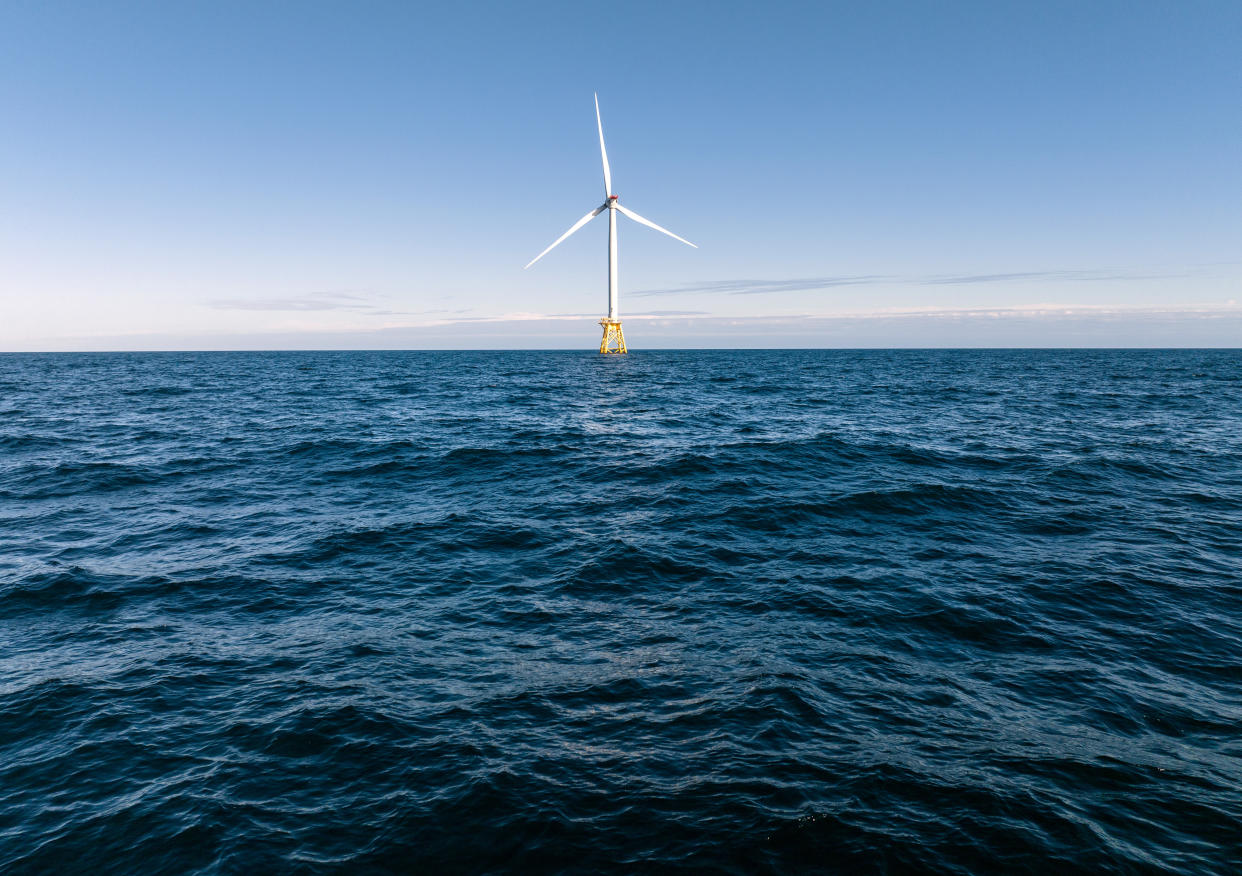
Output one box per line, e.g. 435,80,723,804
1,349,1240,874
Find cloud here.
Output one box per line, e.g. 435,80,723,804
920,269,1186,285
636,309,713,316
207,291,389,313
499,310,716,321
635,268,1191,297
407,302,1242,333
204,291,442,317
921,271,1070,285
30,303,1242,351
633,276,886,297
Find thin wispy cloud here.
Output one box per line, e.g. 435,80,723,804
638,309,713,316
205,292,471,318
922,271,1072,285
633,276,887,297
417,302,1241,334
29,302,1240,352
207,291,398,313
920,269,1186,285
636,268,1191,297
539,310,712,319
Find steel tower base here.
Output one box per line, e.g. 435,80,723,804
598,319,627,354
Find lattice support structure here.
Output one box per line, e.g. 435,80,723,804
598,319,627,354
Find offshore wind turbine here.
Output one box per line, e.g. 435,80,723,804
524,94,697,354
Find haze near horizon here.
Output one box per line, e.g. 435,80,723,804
1,1,1239,350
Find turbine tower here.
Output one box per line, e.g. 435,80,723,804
525,94,697,354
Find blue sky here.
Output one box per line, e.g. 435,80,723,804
1,0,1239,349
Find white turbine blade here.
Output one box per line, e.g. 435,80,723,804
523,204,607,269
595,93,612,196
615,204,697,248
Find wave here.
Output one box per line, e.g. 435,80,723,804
2,349,1240,873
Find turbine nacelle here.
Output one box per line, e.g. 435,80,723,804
522,94,697,329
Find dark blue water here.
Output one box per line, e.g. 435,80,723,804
2,350,1240,874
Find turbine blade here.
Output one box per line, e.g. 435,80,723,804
615,204,697,248
595,93,612,196
524,204,608,269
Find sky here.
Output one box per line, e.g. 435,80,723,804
1,0,1239,350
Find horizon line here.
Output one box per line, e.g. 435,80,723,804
4,346,1240,355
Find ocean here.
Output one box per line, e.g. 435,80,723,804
1,349,1239,874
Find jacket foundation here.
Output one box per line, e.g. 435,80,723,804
598,319,627,354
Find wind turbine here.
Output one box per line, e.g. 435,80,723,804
524,94,697,354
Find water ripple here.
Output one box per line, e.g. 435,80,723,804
1,350,1240,873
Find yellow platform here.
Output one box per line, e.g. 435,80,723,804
598,319,627,354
